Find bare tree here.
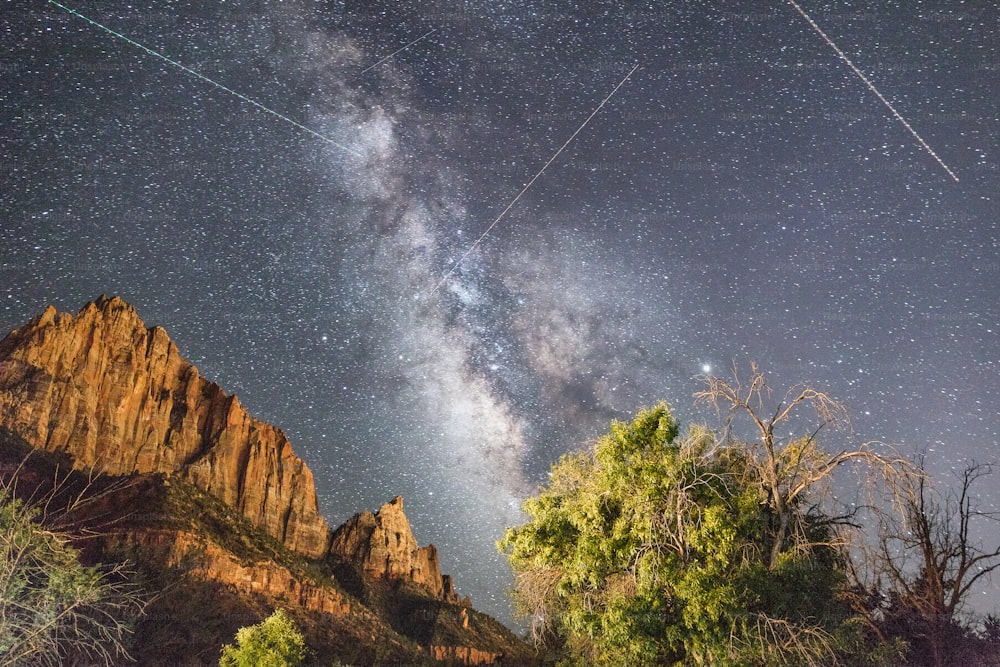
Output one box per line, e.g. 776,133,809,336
857,459,1000,667
695,362,909,570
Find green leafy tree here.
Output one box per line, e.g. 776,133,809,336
0,489,145,666
219,609,307,667
502,368,906,666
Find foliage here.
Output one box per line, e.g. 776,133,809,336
500,365,1000,665
0,488,145,666
219,609,308,667
693,363,908,572
500,401,860,666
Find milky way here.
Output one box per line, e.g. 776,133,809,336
2,1,998,624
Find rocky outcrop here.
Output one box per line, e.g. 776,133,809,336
0,297,536,665
111,528,355,617
426,645,503,664
330,496,462,603
0,295,331,558
0,296,470,602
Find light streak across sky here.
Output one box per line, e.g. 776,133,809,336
432,63,641,294
47,0,365,158
786,0,959,182
359,29,437,76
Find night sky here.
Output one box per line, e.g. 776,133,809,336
3,1,998,625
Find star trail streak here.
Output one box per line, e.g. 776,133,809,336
47,0,365,157
358,29,437,76
786,0,960,182
432,63,640,294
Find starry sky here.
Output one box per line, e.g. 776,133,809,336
2,0,998,625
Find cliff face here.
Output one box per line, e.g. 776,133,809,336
0,297,448,600
0,297,535,665
0,435,534,667
330,496,462,604
0,295,331,558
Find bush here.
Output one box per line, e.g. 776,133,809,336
0,489,145,666
219,609,307,667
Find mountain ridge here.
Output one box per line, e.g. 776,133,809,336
0,295,531,665
0,295,332,559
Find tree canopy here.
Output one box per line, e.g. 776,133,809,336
501,366,1000,666
500,401,859,666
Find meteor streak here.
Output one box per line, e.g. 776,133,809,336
432,63,640,295
359,29,437,76
786,0,959,182
48,0,364,158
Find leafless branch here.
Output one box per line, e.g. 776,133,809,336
696,363,911,570
0,456,148,666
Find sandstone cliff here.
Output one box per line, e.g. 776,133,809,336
0,436,533,666
0,296,452,600
0,297,535,665
330,496,466,604
0,295,330,557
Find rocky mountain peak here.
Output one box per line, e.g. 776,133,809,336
0,297,459,602
0,294,331,557
329,495,460,602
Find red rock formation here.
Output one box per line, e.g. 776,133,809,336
426,645,503,665
0,295,330,556
0,296,470,601
1,296,490,613
329,496,459,602
0,297,534,665
110,529,355,617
